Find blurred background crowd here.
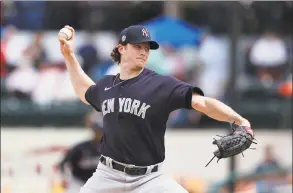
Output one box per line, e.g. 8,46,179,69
1,1,292,128
1,1,292,193
1,1,292,129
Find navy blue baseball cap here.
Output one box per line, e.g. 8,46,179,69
118,25,159,50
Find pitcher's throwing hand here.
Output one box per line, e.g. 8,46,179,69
58,25,75,57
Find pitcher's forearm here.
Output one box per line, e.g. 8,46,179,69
64,53,95,104
192,95,249,126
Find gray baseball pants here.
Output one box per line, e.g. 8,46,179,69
79,156,188,193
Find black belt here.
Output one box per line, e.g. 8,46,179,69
100,156,158,176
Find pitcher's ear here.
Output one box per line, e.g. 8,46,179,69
117,44,126,54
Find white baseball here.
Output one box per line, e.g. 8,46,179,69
58,28,73,40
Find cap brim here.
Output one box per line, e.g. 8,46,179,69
129,40,159,50
148,41,160,50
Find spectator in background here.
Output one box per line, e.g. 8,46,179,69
197,33,230,100
182,46,206,127
161,43,185,80
78,32,101,76
249,29,288,84
5,31,46,99
22,31,47,70
253,145,287,193
255,144,282,174
178,45,203,85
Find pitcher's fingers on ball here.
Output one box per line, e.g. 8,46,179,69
58,36,67,44
64,25,75,38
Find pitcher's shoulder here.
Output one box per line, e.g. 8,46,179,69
96,75,117,85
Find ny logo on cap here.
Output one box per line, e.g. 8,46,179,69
142,28,149,38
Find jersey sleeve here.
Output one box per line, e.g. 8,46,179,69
164,76,204,112
85,84,101,112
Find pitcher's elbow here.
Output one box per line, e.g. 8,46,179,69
191,95,207,112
